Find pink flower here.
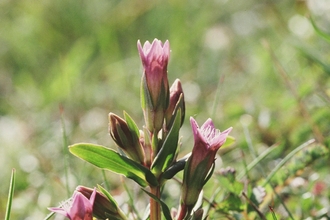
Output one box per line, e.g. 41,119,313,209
179,117,232,218
138,39,170,132
48,188,96,220
188,117,232,174
137,39,170,106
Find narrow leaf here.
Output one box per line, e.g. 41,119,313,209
310,16,330,43
5,168,16,220
124,111,140,143
162,155,189,180
262,139,315,186
237,144,277,180
151,108,181,175
69,143,157,187
97,184,120,208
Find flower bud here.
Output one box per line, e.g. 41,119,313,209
76,186,127,220
165,79,185,130
180,117,232,214
109,113,144,163
138,39,170,133
48,187,96,220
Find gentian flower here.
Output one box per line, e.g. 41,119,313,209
48,187,96,220
138,39,170,133
179,117,232,219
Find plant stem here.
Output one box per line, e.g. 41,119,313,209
150,186,161,220
177,203,188,220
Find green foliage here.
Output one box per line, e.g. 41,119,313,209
69,143,157,187
270,143,329,186
151,109,181,177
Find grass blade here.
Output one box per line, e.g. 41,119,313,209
262,139,315,186
5,168,16,220
310,16,330,43
237,144,278,180
60,105,70,197
269,206,278,220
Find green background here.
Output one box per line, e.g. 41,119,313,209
1,0,329,219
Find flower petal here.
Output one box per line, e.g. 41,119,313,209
209,127,232,149
89,187,97,204
48,207,70,218
201,118,215,130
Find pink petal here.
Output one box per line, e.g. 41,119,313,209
89,188,97,204
190,117,199,137
73,194,87,218
143,40,152,52
137,40,147,66
163,40,170,59
201,118,215,130
48,207,70,218
190,117,208,145
209,127,232,148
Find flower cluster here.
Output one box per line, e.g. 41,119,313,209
49,38,232,220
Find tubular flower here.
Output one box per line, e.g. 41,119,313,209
138,38,170,133
180,117,232,216
48,188,96,220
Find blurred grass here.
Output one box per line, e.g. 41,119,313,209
0,0,329,219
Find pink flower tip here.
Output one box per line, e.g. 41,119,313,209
48,187,97,220
190,117,232,150
137,38,170,68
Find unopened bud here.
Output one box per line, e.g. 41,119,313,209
109,113,144,163
165,79,185,130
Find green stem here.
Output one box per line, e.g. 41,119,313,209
150,186,161,220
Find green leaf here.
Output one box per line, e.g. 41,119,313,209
151,108,181,176
69,143,158,187
141,189,172,220
5,168,16,220
97,184,120,209
221,135,235,149
162,155,189,180
124,111,140,143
